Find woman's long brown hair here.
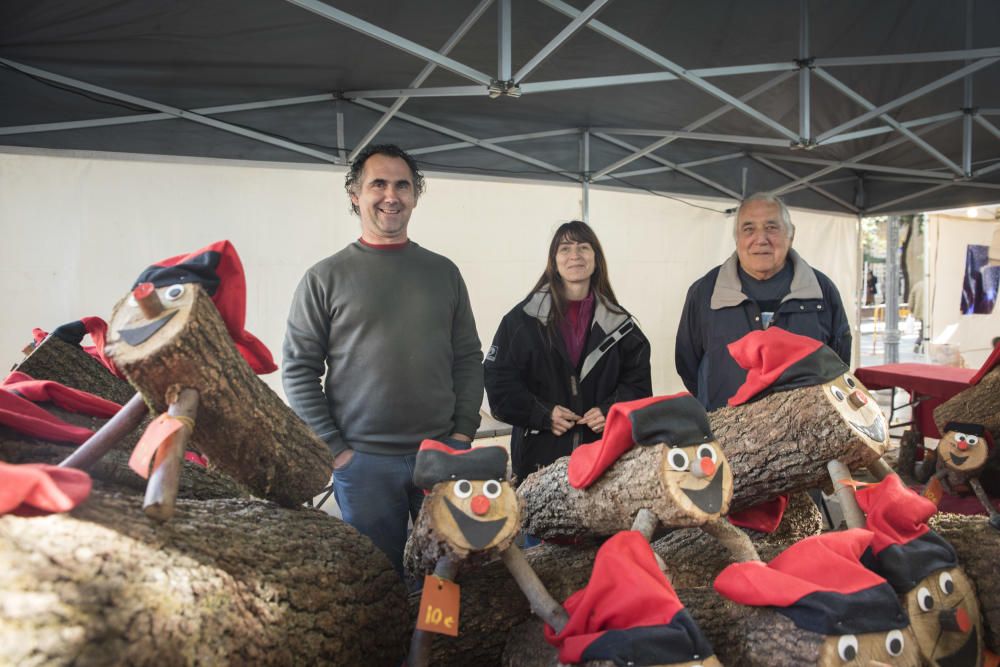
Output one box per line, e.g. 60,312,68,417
529,220,625,335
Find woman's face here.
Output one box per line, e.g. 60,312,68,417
554,237,596,285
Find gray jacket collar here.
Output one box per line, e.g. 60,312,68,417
522,285,629,333
709,248,822,310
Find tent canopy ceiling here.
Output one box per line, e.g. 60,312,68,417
2,0,1000,215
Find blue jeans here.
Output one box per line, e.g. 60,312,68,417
332,450,425,578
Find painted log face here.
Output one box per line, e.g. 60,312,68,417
901,567,983,667
937,427,989,475
821,371,890,452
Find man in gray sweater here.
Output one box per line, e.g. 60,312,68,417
282,144,484,576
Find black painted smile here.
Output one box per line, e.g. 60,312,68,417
681,462,726,514
119,309,177,346
949,454,969,466
444,497,507,549
936,624,979,667
849,413,886,443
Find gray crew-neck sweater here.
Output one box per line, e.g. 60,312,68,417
282,241,483,457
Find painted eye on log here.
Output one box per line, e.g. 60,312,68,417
829,386,846,402
843,374,857,388
164,284,185,301
885,630,905,656
668,449,689,471
939,572,954,595
956,434,967,443
917,586,934,611
966,435,978,445
837,634,858,661
453,480,473,498
482,480,502,499
696,444,717,463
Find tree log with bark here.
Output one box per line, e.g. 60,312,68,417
933,364,1000,435
105,283,332,507
14,333,135,405
0,491,407,666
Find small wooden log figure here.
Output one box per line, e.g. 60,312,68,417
855,474,985,667
544,531,720,667
719,326,889,529
105,241,333,515
714,529,921,666
518,394,733,541
929,422,1000,531
408,439,521,572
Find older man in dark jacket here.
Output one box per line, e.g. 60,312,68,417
676,193,851,411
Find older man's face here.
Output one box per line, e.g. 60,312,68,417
736,200,792,281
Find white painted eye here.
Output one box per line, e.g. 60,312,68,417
696,444,718,463
668,448,690,471
956,434,967,443
939,571,954,595
453,480,473,499
830,386,846,402
837,634,858,661
483,480,502,499
843,374,857,389
885,629,905,656
163,284,185,301
127,294,138,307
917,586,934,611
967,435,979,446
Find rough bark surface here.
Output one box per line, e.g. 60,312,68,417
933,365,1000,434
930,512,1000,652
106,286,332,506
0,491,407,666
13,334,135,405
709,385,885,513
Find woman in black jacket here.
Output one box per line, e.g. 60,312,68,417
484,220,652,483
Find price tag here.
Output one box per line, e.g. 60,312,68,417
923,476,944,506
416,574,460,637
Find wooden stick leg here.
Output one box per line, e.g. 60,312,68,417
630,508,659,542
699,517,761,563
827,459,866,529
501,544,569,633
144,388,199,522
867,457,895,481
968,478,1000,523
407,557,458,667
59,393,148,470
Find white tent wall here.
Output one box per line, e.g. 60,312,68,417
0,149,858,406
926,213,1000,369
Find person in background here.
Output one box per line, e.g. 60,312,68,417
485,220,652,484
676,192,851,411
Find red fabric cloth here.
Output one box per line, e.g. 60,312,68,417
137,240,277,374
567,394,685,489
3,372,122,417
560,292,594,368
855,474,935,556
0,372,123,444
971,344,1000,385
726,327,823,406
714,529,885,606
727,494,789,533
33,316,121,378
358,238,410,250
544,531,685,664
0,462,92,516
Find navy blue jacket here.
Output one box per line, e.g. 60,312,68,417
676,250,851,411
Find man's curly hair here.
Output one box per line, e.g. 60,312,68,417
345,144,425,215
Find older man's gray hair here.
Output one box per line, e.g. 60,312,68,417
732,193,795,240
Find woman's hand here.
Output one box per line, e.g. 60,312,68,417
578,407,606,434
550,405,581,436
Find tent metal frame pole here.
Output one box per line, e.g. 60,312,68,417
976,115,1000,141
981,108,1000,116
591,71,795,180
597,128,790,147
282,0,493,86
351,98,576,180
514,0,612,84
749,153,859,213
0,58,341,163
336,110,347,162
973,161,1000,178
408,128,580,155
821,111,964,145
581,130,590,222
866,183,953,214
343,86,486,99
812,68,964,175
962,0,975,176
861,175,1000,191
815,57,1000,143
600,152,743,181
753,152,955,180
798,0,810,143
498,0,512,81
884,215,901,364
815,47,1000,67
349,0,493,161
593,132,741,199
539,0,800,142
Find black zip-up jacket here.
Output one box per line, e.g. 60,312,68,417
676,250,851,411
484,287,652,482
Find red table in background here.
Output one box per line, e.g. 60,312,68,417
854,363,976,439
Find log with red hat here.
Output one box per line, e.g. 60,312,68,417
934,344,1000,436
928,421,1000,530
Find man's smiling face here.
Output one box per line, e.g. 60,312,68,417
350,153,417,243
735,200,792,281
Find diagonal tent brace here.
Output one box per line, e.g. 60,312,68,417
750,153,859,213
513,0,612,84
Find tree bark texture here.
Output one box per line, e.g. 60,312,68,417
933,365,1000,434
930,512,1000,652
13,334,135,405
105,285,332,506
709,385,886,513
0,491,408,666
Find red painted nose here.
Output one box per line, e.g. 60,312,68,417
699,457,716,477
848,389,868,408
957,440,969,451
470,495,490,515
